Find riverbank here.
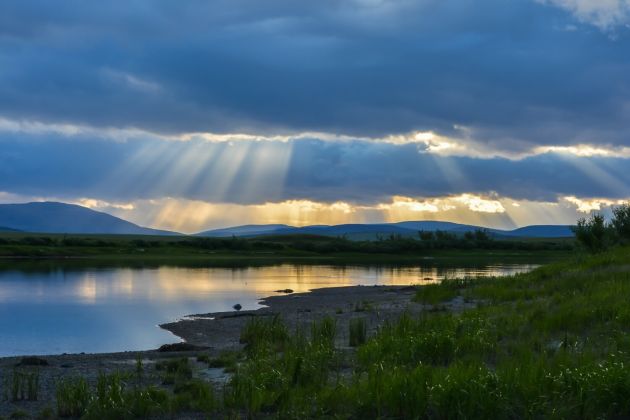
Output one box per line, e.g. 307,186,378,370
4,248,630,418
161,284,458,350
0,284,426,418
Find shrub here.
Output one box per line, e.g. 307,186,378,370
573,213,612,252
611,203,630,243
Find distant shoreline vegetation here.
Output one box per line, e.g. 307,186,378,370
0,231,574,259
573,203,630,253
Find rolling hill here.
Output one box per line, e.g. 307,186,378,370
197,221,575,239
0,226,22,232
0,202,179,235
0,201,575,239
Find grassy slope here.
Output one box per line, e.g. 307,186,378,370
221,247,630,418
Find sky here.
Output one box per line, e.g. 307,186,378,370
1,0,630,233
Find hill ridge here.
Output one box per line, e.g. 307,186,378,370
0,202,179,235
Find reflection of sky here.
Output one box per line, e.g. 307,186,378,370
0,264,536,356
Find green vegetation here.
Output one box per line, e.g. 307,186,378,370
2,370,39,401
239,314,291,354
349,318,367,347
201,350,242,372
0,230,573,261
225,316,341,416
56,377,90,417
56,373,171,419
155,358,192,385
214,247,630,418
574,202,630,252
4,245,629,417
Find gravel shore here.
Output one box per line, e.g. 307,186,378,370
0,284,470,417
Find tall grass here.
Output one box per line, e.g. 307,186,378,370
225,316,340,417
349,317,367,347
414,278,472,304
155,357,192,385
239,314,289,354
221,246,630,418
56,377,90,417
3,370,39,401
56,372,174,418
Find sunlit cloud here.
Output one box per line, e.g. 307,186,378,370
73,198,135,211
89,194,570,232
0,116,161,143
533,145,630,158
3,115,629,161
563,195,627,212
454,194,506,214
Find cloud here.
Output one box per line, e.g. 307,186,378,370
1,0,629,225
74,198,135,211
0,0,629,154
454,194,506,214
6,115,630,160
2,132,630,208
563,195,627,212
538,0,630,30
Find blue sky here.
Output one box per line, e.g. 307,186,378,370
1,0,630,232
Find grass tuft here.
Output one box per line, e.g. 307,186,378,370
349,318,367,347
3,370,39,402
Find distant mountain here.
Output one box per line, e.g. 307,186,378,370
196,224,291,237
507,225,575,238
274,224,417,237
0,202,179,235
197,221,575,239
0,226,22,232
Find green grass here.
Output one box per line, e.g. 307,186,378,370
225,317,341,417
55,372,198,419
349,318,367,347
200,350,243,372
2,369,39,402
155,358,192,385
28,246,630,418
170,379,216,413
239,314,290,354
217,246,630,418
56,377,90,417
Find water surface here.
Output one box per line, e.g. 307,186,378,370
0,263,537,356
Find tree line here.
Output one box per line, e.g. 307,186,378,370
573,203,630,252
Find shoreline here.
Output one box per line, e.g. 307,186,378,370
0,284,426,360
0,284,439,416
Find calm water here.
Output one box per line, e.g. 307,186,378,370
0,263,537,356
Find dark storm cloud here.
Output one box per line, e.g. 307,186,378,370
1,135,629,204
1,0,629,151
